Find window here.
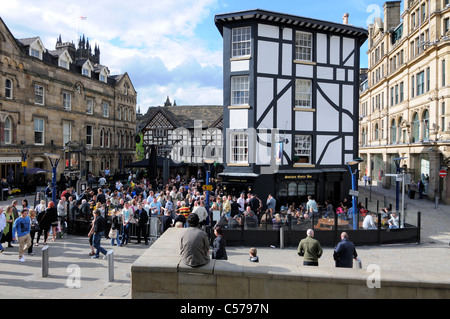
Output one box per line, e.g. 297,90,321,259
63,123,71,146
100,75,106,82
5,79,12,99
232,26,251,58
63,92,71,110
295,31,312,62
82,68,90,77
411,75,415,98
426,67,430,92
390,119,397,144
34,118,44,145
4,117,11,144
30,48,40,58
34,85,44,105
423,110,430,140
86,125,93,146
230,132,248,164
129,109,132,122
294,135,312,164
374,123,379,140
444,18,449,34
86,98,93,114
102,102,109,118
412,113,420,142
59,60,67,69
400,82,404,102
442,102,446,132
295,79,312,108
416,71,425,96
231,76,249,106
442,60,446,87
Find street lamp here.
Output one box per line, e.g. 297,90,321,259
44,153,62,203
346,157,363,230
393,156,407,228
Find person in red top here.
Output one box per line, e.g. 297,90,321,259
178,201,190,219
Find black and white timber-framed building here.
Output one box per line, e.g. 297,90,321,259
215,9,368,207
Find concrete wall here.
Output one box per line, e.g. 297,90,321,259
131,228,450,299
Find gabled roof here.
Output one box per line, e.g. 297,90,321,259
141,105,223,131
215,8,368,46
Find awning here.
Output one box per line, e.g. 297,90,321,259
26,167,51,174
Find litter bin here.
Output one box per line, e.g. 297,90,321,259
409,190,416,199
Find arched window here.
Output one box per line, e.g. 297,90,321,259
5,78,13,99
422,109,429,141
100,129,104,147
390,119,397,144
4,116,12,144
412,113,420,142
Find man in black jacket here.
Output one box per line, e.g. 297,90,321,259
333,232,358,268
91,209,108,259
135,203,149,245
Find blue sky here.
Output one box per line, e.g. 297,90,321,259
0,0,394,113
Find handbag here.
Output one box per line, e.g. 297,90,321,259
109,228,117,238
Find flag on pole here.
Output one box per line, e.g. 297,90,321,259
79,17,87,20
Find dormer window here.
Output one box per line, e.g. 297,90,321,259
27,37,45,60
82,68,90,76
58,50,72,70
81,60,94,77
30,48,40,58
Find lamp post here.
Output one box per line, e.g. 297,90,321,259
393,157,407,228
203,158,214,213
44,153,62,204
346,158,363,230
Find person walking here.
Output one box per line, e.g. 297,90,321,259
333,232,358,268
12,209,32,262
297,229,323,266
90,209,108,259
0,207,5,252
46,201,58,242
2,205,15,248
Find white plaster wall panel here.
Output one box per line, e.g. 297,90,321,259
258,40,278,74
344,53,354,67
282,43,292,76
342,113,353,132
316,83,339,132
317,66,334,80
257,77,273,120
345,136,353,151
347,69,354,82
277,79,291,96
296,63,313,78
317,136,342,165
229,109,248,129
256,132,271,165
342,37,354,65
231,59,250,72
329,36,340,65
283,133,292,161
283,27,292,40
276,87,292,130
258,23,279,39
295,111,313,131
337,68,346,81
342,85,354,113
316,33,327,64
258,108,273,130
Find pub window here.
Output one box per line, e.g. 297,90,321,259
278,182,287,197
232,26,251,58
295,79,312,108
294,135,312,164
4,116,12,144
295,31,312,62
230,132,248,164
288,182,297,196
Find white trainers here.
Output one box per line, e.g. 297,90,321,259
19,257,25,262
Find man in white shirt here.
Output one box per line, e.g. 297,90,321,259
237,193,246,213
362,213,376,230
192,201,208,227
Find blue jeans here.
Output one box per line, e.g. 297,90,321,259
121,223,130,245
93,231,107,257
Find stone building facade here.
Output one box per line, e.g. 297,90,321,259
0,17,136,187
359,0,450,203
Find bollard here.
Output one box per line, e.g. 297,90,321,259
107,250,114,282
42,245,49,277
280,227,284,249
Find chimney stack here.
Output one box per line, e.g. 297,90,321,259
343,13,349,25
